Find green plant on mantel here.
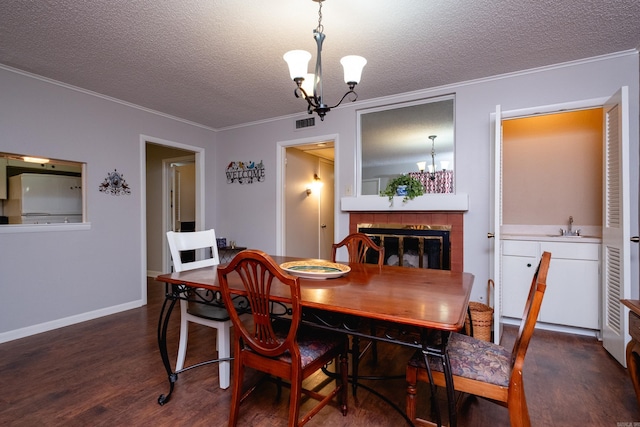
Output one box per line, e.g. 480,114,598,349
380,174,425,204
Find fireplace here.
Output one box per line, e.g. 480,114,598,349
358,223,451,270
348,211,463,272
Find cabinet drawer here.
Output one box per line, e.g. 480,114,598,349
630,311,640,342
503,240,539,257
539,242,600,260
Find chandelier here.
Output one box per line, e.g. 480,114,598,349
417,135,451,180
283,0,367,121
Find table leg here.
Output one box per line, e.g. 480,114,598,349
157,285,179,405
420,348,442,427
352,336,361,396
440,332,457,427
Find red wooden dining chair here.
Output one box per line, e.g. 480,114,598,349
331,232,384,395
217,249,348,427
406,251,551,427
331,232,385,265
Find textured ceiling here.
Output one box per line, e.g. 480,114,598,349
0,0,639,130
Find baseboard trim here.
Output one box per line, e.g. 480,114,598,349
0,299,144,344
502,316,600,338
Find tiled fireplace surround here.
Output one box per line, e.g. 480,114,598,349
348,211,464,273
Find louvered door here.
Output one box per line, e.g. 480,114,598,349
602,87,631,366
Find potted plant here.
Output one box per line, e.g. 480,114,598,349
380,174,425,204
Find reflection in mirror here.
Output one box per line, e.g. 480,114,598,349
358,95,455,195
0,152,84,224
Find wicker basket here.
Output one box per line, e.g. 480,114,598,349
464,280,494,342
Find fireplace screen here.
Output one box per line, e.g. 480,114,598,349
357,223,451,270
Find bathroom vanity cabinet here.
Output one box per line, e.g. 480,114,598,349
502,238,601,330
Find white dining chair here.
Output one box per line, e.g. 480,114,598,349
166,229,231,389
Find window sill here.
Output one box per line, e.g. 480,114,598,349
0,223,92,233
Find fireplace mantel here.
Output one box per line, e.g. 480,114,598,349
340,193,469,212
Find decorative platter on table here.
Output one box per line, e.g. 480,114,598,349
280,260,350,280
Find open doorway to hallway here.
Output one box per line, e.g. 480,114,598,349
145,142,197,279
283,141,335,259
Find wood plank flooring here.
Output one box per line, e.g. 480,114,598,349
0,278,638,426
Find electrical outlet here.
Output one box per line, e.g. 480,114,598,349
344,185,353,196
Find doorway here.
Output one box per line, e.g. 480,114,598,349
490,88,633,367
142,138,204,303
277,136,336,259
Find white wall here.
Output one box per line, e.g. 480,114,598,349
215,51,640,302
0,51,637,341
0,66,216,341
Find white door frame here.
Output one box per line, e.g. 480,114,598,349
140,135,205,305
276,133,339,256
491,94,632,347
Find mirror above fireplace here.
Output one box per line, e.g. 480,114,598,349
357,95,455,196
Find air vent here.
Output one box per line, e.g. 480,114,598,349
295,117,315,130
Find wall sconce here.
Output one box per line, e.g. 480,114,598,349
306,173,323,196
416,161,427,172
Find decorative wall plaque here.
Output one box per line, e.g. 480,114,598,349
99,169,131,195
225,160,265,184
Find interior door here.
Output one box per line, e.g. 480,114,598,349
602,86,631,366
490,104,503,344
319,159,335,260
284,148,320,258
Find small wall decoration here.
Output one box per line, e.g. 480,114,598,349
226,160,265,184
99,169,131,195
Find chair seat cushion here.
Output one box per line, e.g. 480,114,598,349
245,325,344,369
188,296,249,321
409,332,511,387
187,302,230,321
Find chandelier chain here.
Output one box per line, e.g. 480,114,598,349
316,1,324,34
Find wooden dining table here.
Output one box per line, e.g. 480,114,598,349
155,255,474,427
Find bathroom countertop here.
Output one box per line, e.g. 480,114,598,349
501,233,602,243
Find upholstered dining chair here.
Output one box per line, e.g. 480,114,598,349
166,229,231,389
406,251,551,427
332,232,384,395
217,249,348,427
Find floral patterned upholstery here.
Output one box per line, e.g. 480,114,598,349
243,325,345,369
408,332,511,387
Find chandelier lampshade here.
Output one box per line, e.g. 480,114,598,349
340,55,367,86
283,50,312,80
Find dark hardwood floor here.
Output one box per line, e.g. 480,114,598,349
0,278,638,426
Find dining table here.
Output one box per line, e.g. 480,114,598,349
155,255,474,427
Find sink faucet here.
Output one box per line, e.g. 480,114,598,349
561,216,581,236
568,216,573,235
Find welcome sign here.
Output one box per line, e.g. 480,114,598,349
225,160,265,184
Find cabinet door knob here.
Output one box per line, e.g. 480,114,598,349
527,263,532,267
632,236,640,243
487,233,495,239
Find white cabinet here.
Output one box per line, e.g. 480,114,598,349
539,242,600,329
502,241,539,318
501,239,600,330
